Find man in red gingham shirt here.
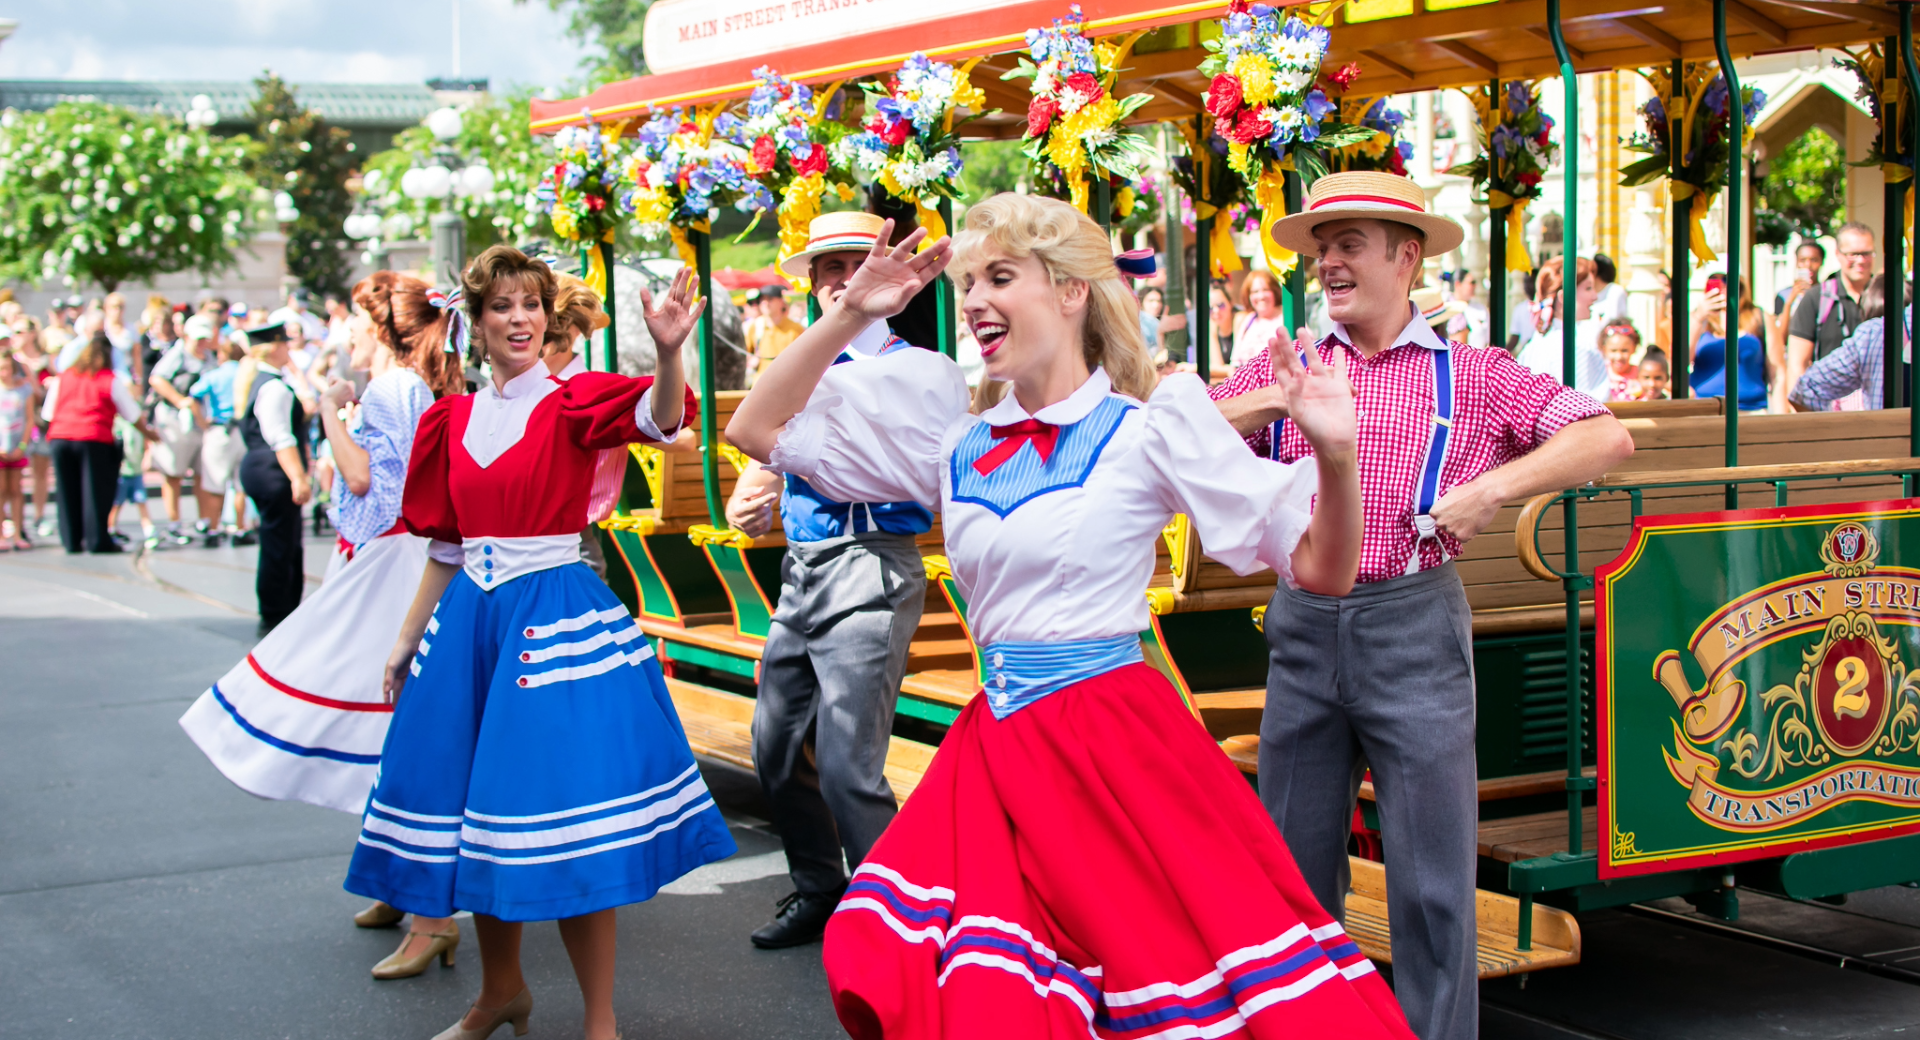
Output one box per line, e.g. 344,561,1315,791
1213,172,1633,1040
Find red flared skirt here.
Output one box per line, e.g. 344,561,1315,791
823,663,1416,1040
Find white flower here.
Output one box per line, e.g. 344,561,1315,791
188,213,205,232
1272,106,1300,129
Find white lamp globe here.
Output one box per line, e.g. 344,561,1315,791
460,164,496,197
361,168,383,195
419,164,454,198
426,106,465,143
385,212,415,238
400,167,428,200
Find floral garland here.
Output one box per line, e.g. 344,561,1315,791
1834,45,1911,239
837,53,986,246
624,106,761,268
1169,117,1250,277
725,67,856,276
537,115,630,296
1454,80,1558,272
1200,1,1372,273
1329,96,1413,176
1005,4,1157,214
1621,64,1766,263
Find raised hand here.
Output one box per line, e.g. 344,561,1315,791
837,219,953,322
1264,325,1316,417
641,267,708,357
1272,340,1354,459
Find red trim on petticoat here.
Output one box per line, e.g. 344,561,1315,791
1310,193,1425,212
247,654,393,713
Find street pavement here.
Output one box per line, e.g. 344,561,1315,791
5,520,1920,1038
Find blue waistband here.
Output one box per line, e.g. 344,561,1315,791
978,634,1144,720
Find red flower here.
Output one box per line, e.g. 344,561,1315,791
1387,147,1406,176
1330,62,1364,90
679,121,698,135
794,144,829,177
1518,171,1542,187
1227,0,1249,14
1227,107,1273,145
879,118,912,147
585,194,606,212
1064,72,1104,104
1028,96,1060,138
750,135,777,173
1205,74,1243,121
1535,130,1551,147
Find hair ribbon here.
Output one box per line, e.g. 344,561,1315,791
1114,248,1156,281
427,287,470,357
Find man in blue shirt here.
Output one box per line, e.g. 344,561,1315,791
1790,276,1913,411
724,212,944,950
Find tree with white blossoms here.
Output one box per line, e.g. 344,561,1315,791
0,102,258,292
360,90,552,254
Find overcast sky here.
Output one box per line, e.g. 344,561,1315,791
0,0,594,92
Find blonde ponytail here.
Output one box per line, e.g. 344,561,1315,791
950,193,1157,410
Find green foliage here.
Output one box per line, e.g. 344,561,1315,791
958,139,1028,199
527,0,651,83
1757,128,1845,243
0,102,258,291
362,90,553,253
250,72,357,297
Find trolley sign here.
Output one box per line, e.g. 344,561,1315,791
1596,499,1920,878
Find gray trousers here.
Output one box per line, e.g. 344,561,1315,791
1259,562,1478,1040
751,531,925,895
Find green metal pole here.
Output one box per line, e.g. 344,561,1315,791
1901,10,1920,487
1196,212,1213,382
599,237,618,373
1715,0,1742,508
936,197,957,359
1670,59,1691,399
1094,176,1113,235
1888,36,1909,426
1487,77,1508,352
1160,125,1191,367
693,227,722,527
1283,169,1305,330
1549,0,1585,862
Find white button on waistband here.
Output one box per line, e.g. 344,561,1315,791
994,673,1007,689
991,652,1004,668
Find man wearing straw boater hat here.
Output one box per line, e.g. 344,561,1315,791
1211,171,1633,1040
725,211,968,950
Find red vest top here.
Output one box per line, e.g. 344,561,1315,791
47,369,118,443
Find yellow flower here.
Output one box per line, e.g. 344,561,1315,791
834,182,856,202
878,163,909,200
1360,131,1388,158
628,189,672,226
551,204,579,241
1230,54,1278,106
1115,186,1136,217
1048,96,1119,179
953,70,986,113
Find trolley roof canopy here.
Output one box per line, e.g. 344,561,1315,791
529,0,1898,138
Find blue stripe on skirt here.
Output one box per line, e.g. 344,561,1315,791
344,562,737,921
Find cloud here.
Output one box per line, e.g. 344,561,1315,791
0,0,596,92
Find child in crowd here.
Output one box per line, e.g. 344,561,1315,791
1600,321,1643,401
108,413,157,549
189,339,255,545
0,355,31,549
1636,350,1671,400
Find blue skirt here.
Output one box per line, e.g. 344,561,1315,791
344,562,736,921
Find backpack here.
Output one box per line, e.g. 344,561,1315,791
1815,278,1844,328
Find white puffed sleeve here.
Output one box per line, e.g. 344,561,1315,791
766,348,971,510
1139,373,1318,587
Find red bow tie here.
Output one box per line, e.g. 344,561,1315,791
973,418,1058,476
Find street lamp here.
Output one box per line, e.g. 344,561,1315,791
400,106,494,287
185,93,219,131
346,168,397,270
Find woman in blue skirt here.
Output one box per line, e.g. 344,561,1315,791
346,245,736,1040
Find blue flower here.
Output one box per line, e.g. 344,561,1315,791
823,88,845,121
1397,140,1415,161
1491,126,1511,159
1298,119,1319,143
1305,89,1335,122
1507,80,1529,114
1304,24,1330,51
688,167,717,195
1703,76,1729,117
1225,12,1252,34
564,163,586,188
1645,96,1665,124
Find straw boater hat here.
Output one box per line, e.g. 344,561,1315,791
1409,285,1467,331
779,211,888,278
1268,171,1464,257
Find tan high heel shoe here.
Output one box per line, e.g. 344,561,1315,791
431,988,532,1040
353,900,406,928
372,924,460,980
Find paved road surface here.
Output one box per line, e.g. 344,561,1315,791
5,527,1920,1038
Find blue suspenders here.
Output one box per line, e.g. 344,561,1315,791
1268,345,1456,573
1408,347,1455,573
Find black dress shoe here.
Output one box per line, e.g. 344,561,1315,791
230,529,258,546
750,889,844,949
